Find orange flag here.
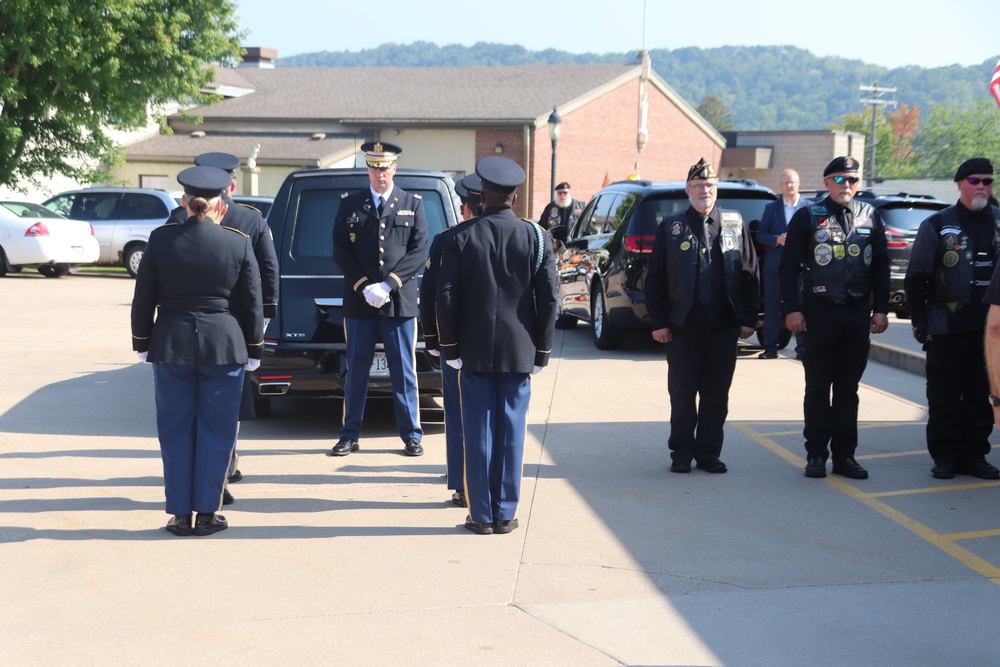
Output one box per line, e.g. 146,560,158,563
601,171,611,188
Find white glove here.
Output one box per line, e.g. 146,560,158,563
446,358,463,370
531,365,543,375
263,317,271,333
363,282,392,308
427,348,440,357
136,351,148,363
245,358,261,372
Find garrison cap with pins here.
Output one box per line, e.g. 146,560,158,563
823,156,860,176
475,156,525,194
177,166,233,199
687,158,717,181
361,141,402,168
194,152,241,174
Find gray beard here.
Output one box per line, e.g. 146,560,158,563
970,196,988,211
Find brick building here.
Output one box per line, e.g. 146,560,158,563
119,52,724,219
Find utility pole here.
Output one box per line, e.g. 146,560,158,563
858,82,898,187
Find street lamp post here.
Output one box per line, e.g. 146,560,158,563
547,106,562,198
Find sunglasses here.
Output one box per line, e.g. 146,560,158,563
967,177,994,186
830,175,860,185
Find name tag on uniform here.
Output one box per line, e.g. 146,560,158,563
397,210,415,216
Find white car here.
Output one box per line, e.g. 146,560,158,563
0,201,100,277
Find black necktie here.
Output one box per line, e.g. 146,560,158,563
699,215,712,304
377,196,385,216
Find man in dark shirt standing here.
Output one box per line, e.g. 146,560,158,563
538,181,586,231
905,157,1000,480
644,158,759,475
779,156,890,480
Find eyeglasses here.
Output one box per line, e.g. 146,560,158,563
829,176,860,185
967,177,994,186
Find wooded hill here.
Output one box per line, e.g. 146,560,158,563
279,42,998,131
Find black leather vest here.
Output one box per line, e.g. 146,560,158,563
930,205,1000,309
802,201,876,302
660,209,746,325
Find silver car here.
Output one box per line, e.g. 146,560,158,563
42,188,181,277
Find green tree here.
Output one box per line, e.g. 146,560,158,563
696,95,734,131
831,103,923,179
0,1,244,191
913,102,1000,178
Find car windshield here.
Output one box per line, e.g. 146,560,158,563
633,191,774,237
876,203,947,233
0,201,65,219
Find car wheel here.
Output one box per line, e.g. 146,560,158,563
0,246,7,277
124,244,146,278
894,307,911,320
591,287,622,350
37,264,65,278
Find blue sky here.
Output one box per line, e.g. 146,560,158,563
234,0,999,69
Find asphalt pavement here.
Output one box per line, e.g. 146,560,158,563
2,273,999,666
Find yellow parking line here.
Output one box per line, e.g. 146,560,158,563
869,481,1000,498
943,528,1000,541
856,449,927,460
734,422,1000,584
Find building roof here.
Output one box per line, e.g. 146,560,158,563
124,132,357,167
182,63,647,125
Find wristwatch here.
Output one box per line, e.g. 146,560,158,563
990,393,1000,407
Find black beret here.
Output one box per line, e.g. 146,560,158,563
476,156,525,193
823,156,860,176
361,141,402,168
460,173,483,196
194,152,241,174
555,182,571,191
177,166,232,199
954,157,994,182
687,158,717,181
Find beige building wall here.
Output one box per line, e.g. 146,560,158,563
721,131,866,193
111,161,294,198
371,129,477,177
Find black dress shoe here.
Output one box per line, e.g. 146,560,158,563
228,469,243,483
451,490,467,507
165,514,192,536
404,438,424,457
832,457,869,479
494,518,519,534
464,517,493,535
931,462,956,479
670,460,692,473
955,458,1000,480
804,456,827,478
193,513,228,536
696,458,728,473
328,438,359,457
222,487,234,505
758,350,778,359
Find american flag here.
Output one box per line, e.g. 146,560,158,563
991,58,1000,109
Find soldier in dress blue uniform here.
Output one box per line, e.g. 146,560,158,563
169,152,280,496
779,156,890,480
644,158,760,475
420,174,483,508
436,156,558,535
329,141,429,457
131,166,264,536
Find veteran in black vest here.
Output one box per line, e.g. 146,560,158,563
329,142,429,457
420,174,482,509
779,156,890,480
904,157,1000,481
131,166,263,536
436,157,558,535
169,152,280,491
644,158,759,475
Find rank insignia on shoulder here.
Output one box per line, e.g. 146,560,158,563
426,258,432,269
341,192,349,199
350,233,356,243
413,194,422,199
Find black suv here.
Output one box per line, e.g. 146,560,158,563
251,168,460,416
852,191,948,319
549,179,776,349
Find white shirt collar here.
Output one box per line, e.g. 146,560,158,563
371,185,394,204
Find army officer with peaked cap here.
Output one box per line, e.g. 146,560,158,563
330,141,429,457
131,165,263,536
436,156,558,535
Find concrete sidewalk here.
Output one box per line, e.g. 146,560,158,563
2,274,999,666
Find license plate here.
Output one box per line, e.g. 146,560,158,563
370,352,390,377
71,246,83,254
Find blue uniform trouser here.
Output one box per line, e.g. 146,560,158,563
442,361,464,490
341,316,422,443
153,362,243,516
459,371,530,525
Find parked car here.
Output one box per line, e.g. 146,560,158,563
250,168,460,417
42,188,181,277
230,195,274,220
0,201,100,277
852,190,949,319
549,178,778,349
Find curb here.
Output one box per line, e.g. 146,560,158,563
870,341,925,377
